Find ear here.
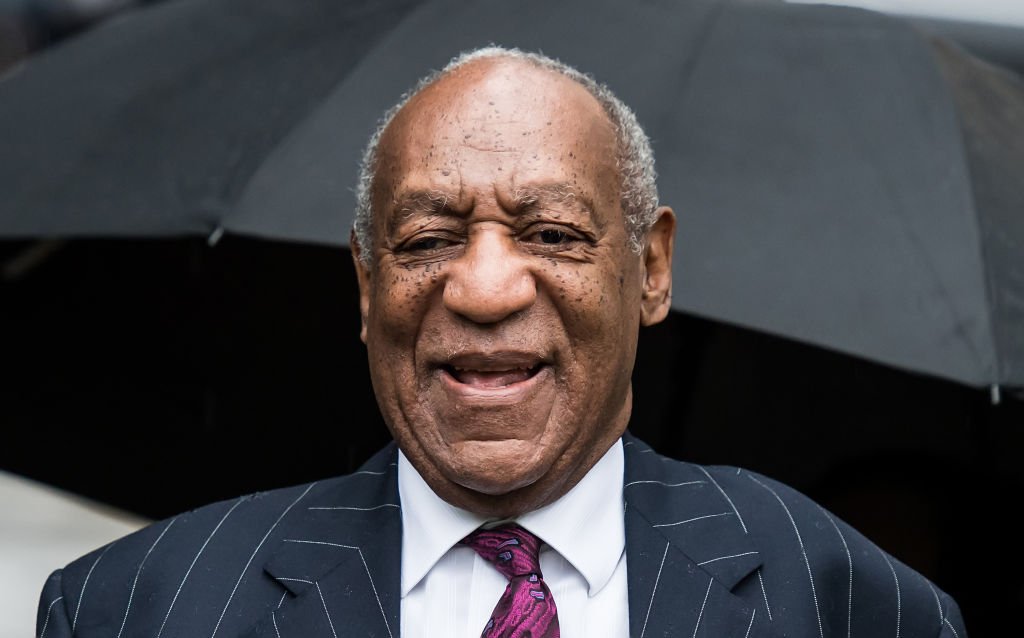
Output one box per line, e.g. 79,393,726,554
639,206,675,326
350,230,372,344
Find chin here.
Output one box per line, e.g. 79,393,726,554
455,470,539,497
444,439,553,496
450,475,558,519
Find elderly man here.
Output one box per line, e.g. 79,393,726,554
37,47,966,638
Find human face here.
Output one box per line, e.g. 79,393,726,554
353,59,674,517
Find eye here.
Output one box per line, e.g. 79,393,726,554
404,236,456,252
538,229,568,244
523,226,581,247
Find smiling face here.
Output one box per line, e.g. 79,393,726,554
353,58,674,517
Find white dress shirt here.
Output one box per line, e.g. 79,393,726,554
398,439,629,638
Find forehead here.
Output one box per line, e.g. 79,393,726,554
374,58,619,197
400,58,608,124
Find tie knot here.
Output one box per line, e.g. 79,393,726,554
461,523,544,580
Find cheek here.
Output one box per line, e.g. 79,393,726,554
548,262,637,340
365,268,443,405
549,265,641,402
370,265,443,338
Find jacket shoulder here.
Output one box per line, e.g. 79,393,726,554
700,464,966,636
624,436,965,636
44,443,398,637
59,442,398,581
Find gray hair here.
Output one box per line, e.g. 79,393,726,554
353,46,659,263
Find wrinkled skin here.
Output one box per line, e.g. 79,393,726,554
353,58,675,518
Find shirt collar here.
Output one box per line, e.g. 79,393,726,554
398,439,625,598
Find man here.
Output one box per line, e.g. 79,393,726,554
37,47,967,638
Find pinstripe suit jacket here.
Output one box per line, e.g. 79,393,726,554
37,433,967,637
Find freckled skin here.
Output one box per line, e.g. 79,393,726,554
352,58,675,518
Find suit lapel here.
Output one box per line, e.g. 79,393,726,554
242,435,775,638
623,434,774,638
246,445,402,638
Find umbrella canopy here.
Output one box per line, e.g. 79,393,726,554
1,0,423,236
1,0,1022,392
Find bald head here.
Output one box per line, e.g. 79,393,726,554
372,57,620,248
352,47,659,262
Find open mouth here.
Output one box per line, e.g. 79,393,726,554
440,363,546,389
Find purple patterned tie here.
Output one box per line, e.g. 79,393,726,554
460,524,560,638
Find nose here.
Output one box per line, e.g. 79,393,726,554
443,230,536,324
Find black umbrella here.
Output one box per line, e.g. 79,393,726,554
0,0,424,237
2,0,1021,395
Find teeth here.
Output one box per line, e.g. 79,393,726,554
453,366,532,372
445,363,541,388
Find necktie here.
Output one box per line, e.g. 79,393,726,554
460,523,560,638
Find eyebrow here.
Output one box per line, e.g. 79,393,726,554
389,182,596,222
510,183,595,215
391,189,457,223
